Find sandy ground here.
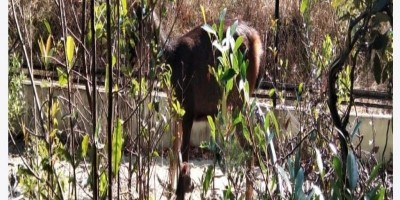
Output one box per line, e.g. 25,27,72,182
8,153,265,200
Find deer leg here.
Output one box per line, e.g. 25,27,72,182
181,113,194,162
176,162,194,200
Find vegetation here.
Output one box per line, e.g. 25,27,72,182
8,0,392,199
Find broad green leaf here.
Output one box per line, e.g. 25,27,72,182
332,155,342,181
99,172,107,197
112,118,124,177
229,20,238,37
268,88,276,98
365,185,385,200
300,0,309,15
295,168,305,198
346,150,359,191
367,163,382,184
202,165,213,193
218,8,227,24
56,67,68,87
121,0,127,16
233,36,244,53
212,41,225,53
221,68,236,83
226,78,233,94
332,179,342,199
81,134,89,158
66,35,75,69
233,111,242,125
43,19,52,34
218,8,227,39
207,116,216,141
201,24,216,36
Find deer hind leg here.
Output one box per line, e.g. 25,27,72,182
181,112,194,162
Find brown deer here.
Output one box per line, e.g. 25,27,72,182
163,20,263,199
134,4,264,199
163,20,263,162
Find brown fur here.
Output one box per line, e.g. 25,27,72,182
164,20,264,162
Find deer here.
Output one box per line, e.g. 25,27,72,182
133,4,264,199
165,19,263,200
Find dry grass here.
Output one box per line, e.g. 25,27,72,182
157,0,339,84
8,0,389,89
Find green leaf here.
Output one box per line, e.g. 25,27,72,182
332,179,342,199
300,0,309,15
365,185,385,200
207,116,216,142
233,111,243,125
202,165,213,193
81,134,89,158
201,24,216,36
218,8,227,39
43,20,52,35
218,8,227,23
367,163,382,184
346,150,359,191
221,68,236,83
298,82,304,94
332,155,342,181
121,0,127,16
268,88,276,98
56,67,68,87
99,172,107,197
295,168,305,199
66,35,75,69
233,36,244,53
112,118,124,177
226,78,233,94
